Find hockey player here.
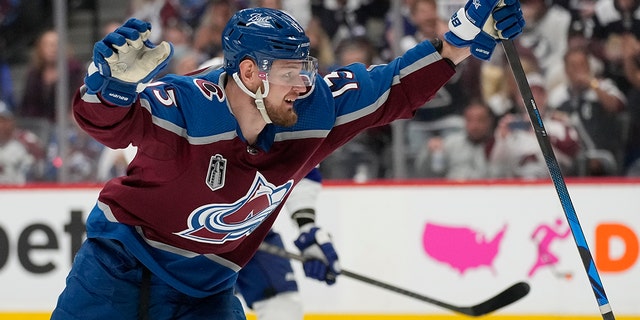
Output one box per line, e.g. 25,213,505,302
52,3,524,319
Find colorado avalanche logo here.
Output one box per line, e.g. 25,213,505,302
175,173,293,244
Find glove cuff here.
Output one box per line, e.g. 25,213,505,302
449,8,480,42
470,32,497,60
85,62,142,107
443,31,468,49
444,29,497,61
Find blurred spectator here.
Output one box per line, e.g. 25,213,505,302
312,0,388,49
320,36,391,180
0,100,34,185
0,11,15,111
544,18,606,92
330,35,380,69
16,29,85,125
129,0,216,45
484,44,541,118
129,1,165,39
0,57,16,111
436,0,467,20
0,0,52,64
171,0,210,29
192,0,238,59
382,0,418,61
414,101,497,180
32,20,107,183
13,124,47,182
552,0,598,28
352,0,389,50
516,0,572,91
161,21,207,76
252,0,312,27
312,0,361,45
162,19,194,47
306,16,336,75
169,47,208,76
548,48,627,176
398,0,445,52
115,7,202,81
253,0,287,14
491,73,581,179
44,112,105,182
97,144,138,182
621,32,640,175
588,0,640,95
101,19,123,38
401,0,482,174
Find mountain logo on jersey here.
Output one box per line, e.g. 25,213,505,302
176,172,294,244
206,154,227,191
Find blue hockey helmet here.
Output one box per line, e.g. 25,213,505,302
222,7,312,75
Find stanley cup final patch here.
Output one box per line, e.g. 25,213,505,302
206,154,227,191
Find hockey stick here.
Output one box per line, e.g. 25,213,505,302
259,242,530,317
501,39,615,320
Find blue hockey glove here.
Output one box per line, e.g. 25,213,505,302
84,18,173,107
444,0,525,60
294,224,341,285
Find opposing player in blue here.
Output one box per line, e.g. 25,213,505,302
52,2,524,319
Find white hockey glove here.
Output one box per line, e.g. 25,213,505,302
84,18,173,107
444,0,525,60
294,223,341,285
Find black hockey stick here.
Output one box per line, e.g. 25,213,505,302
501,39,615,320
259,242,529,317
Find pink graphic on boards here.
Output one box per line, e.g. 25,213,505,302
528,218,572,278
422,223,507,275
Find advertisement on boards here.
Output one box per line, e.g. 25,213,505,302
0,181,638,319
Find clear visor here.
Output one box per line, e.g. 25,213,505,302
257,56,318,89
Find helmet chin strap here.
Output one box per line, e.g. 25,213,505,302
232,72,272,124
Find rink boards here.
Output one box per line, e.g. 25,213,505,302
0,179,638,319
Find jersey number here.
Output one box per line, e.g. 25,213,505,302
324,71,360,98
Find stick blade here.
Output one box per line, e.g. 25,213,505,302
465,282,530,316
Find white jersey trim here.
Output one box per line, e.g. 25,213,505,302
140,98,239,145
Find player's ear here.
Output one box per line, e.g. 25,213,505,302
238,59,257,81
238,59,261,90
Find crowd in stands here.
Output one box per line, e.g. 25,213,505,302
1,0,639,185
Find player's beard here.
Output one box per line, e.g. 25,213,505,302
265,100,298,127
